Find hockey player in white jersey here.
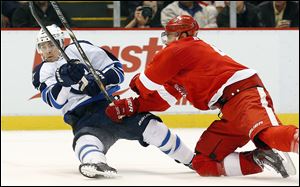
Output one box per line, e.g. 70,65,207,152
32,24,195,178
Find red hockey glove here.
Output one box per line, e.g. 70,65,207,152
105,97,139,123
129,73,140,95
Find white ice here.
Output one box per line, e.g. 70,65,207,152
1,128,299,186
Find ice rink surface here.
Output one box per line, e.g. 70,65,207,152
1,128,299,186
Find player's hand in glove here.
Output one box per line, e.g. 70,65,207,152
105,97,139,123
79,70,107,97
129,73,140,95
55,59,85,87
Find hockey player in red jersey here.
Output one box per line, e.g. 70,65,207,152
105,15,299,177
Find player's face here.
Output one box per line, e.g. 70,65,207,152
38,41,61,62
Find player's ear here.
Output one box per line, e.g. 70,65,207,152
179,32,188,39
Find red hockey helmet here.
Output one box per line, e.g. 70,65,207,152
165,15,199,36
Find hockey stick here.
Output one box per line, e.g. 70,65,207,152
49,1,114,103
29,1,69,61
29,1,89,91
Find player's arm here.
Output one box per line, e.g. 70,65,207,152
105,80,183,123
32,60,85,109
97,47,124,87
105,49,184,122
136,82,183,112
130,73,182,111
100,61,124,87
65,42,125,88
129,48,184,111
68,45,124,97
40,83,70,109
130,46,183,95
32,63,69,109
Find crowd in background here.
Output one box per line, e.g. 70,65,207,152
1,1,299,28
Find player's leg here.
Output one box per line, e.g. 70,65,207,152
256,125,298,153
73,126,118,178
192,120,263,177
253,124,298,177
141,119,195,167
215,87,296,178
248,87,299,154
64,102,119,178
119,113,194,168
241,87,298,177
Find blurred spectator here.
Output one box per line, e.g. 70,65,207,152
214,1,226,13
258,1,299,28
247,1,266,6
1,14,10,28
1,1,20,27
125,1,162,28
161,1,218,28
201,1,226,13
11,1,63,27
121,1,143,17
217,1,262,27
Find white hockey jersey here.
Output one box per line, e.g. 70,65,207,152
32,40,124,115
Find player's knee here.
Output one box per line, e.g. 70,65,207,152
142,119,169,147
192,154,225,176
74,134,104,154
142,119,179,151
142,119,194,165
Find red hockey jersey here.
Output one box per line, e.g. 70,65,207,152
133,37,257,112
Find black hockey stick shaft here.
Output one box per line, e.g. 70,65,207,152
50,1,113,103
29,1,70,61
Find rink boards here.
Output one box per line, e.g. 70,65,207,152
1,113,298,130
1,29,299,130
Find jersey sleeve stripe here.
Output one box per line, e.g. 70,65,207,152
208,69,257,109
111,68,123,84
41,87,48,103
157,87,178,106
140,72,162,91
49,92,66,109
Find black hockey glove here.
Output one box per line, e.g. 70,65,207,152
79,70,107,97
55,59,85,87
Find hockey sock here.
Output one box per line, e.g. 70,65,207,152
238,151,263,175
257,125,298,153
222,152,262,176
142,119,194,165
192,153,226,176
193,152,262,176
74,134,106,164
